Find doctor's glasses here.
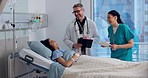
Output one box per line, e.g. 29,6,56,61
72,9,82,14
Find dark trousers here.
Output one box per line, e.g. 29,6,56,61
81,47,86,55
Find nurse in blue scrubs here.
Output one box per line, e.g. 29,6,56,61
107,10,134,61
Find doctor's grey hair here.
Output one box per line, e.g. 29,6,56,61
73,3,83,8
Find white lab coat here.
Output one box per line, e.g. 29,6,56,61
63,17,99,55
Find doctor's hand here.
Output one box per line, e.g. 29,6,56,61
73,43,82,49
110,44,118,50
83,36,90,39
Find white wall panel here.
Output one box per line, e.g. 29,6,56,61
46,0,80,49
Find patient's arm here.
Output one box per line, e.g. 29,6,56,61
49,40,80,67
56,53,80,67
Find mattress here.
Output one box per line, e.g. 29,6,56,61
19,48,53,71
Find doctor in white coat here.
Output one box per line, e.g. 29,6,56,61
63,3,99,55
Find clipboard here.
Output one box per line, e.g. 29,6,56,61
77,38,93,48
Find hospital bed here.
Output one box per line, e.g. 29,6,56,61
18,48,148,78
17,48,53,78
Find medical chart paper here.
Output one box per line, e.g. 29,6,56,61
98,42,110,47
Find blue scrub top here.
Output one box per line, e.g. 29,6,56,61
108,24,134,61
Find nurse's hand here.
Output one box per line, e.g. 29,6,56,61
73,43,82,49
110,44,118,50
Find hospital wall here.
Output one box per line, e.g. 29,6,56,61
28,0,47,41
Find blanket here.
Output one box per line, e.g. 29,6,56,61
48,62,65,78
48,50,75,78
61,55,148,78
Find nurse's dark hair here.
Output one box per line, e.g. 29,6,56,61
73,3,83,8
108,10,124,24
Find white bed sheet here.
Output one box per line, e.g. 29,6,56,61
62,55,148,78
19,48,53,70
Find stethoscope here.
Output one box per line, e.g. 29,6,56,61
74,18,90,34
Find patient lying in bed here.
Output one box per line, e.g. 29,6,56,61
40,39,148,78
40,39,81,67
22,39,148,78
